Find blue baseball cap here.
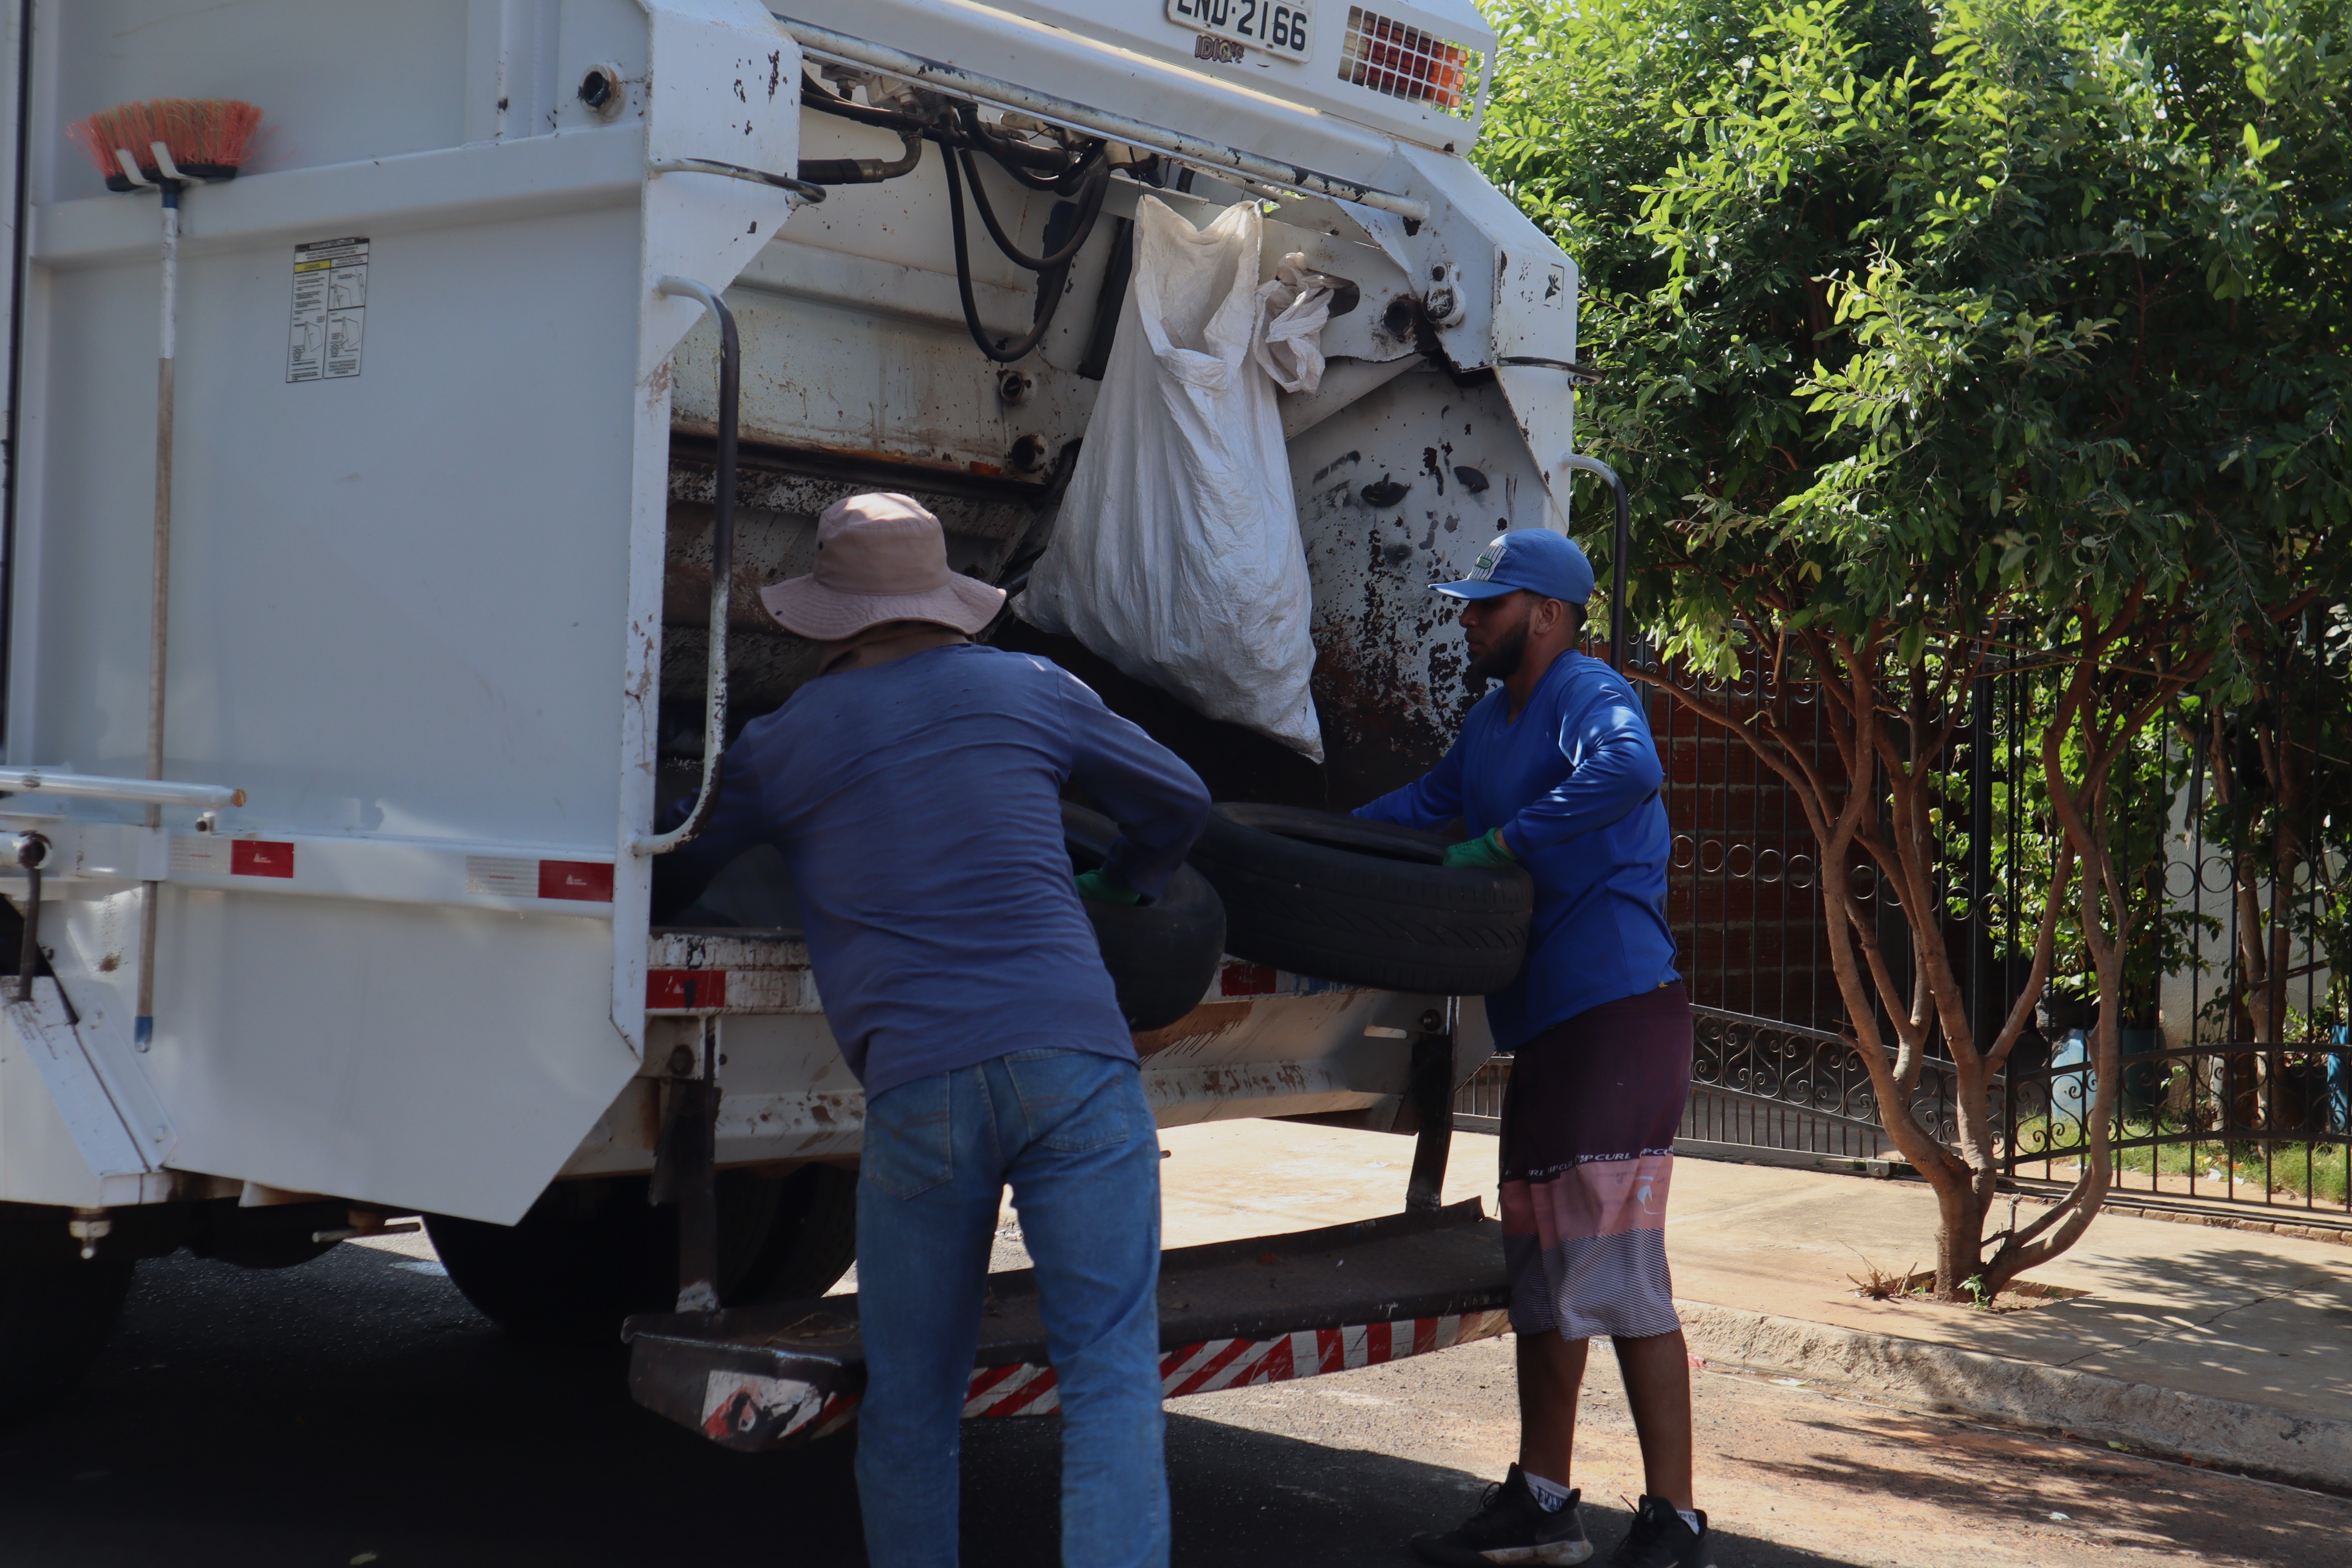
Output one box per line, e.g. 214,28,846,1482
1430,528,1594,605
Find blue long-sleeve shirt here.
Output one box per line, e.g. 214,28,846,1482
1355,651,1677,1049
652,644,1211,1096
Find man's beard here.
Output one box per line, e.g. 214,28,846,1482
1467,619,1529,683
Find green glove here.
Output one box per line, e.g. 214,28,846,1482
1075,868,1144,905
1443,829,1517,870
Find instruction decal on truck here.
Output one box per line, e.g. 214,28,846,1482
287,238,368,383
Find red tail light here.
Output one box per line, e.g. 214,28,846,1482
1337,7,1477,110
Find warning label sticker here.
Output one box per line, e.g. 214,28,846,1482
169,837,229,876
464,856,539,898
169,837,296,878
463,856,617,902
287,237,368,382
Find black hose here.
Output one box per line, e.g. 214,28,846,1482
957,107,1105,191
799,126,924,186
800,72,931,132
793,80,1111,363
954,147,1108,271
942,149,1077,364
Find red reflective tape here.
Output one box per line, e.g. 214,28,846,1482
539,859,613,901
230,840,295,878
647,970,727,1010
1245,1336,1294,1386
1317,1327,1346,1374
1220,963,1277,996
962,1362,1033,1415
1169,1336,1254,1398
993,1368,1062,1416
1413,1317,1439,1357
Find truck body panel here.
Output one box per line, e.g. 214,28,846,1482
0,0,1574,1240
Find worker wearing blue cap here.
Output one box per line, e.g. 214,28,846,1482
1354,527,1705,1568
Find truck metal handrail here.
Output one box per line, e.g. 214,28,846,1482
634,276,740,857
772,13,1435,224
0,768,244,809
1560,453,1631,674
646,157,826,204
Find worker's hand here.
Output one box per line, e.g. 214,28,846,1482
1442,829,1517,870
1075,868,1144,905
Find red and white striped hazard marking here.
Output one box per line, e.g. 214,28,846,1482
700,1308,1510,1445
964,1309,1512,1417
696,1316,1505,1448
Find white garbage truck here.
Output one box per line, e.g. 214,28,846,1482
0,0,1604,1441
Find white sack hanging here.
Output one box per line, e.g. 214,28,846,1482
1018,195,1325,760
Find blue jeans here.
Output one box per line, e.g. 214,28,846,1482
856,1048,1169,1568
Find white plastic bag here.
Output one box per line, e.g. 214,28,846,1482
1250,252,1339,395
1018,196,1326,760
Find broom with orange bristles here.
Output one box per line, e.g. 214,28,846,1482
66,98,263,1049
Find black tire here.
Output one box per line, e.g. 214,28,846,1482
1064,803,1227,1031
728,1163,859,1303
0,1256,134,1422
1187,803,1532,994
426,1164,855,1344
183,1200,344,1270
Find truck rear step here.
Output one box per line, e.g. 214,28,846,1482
623,1198,1507,1452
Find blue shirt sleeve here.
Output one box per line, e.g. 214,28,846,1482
1052,668,1212,900
1503,682,1663,853
1351,729,1468,831
648,745,769,922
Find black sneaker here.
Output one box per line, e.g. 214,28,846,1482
1410,1464,1593,1566
1605,1496,1708,1568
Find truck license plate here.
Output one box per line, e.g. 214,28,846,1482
1169,0,1314,62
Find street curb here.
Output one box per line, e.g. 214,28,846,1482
1674,1299,2352,1493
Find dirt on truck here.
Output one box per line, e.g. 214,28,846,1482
0,0,1599,1440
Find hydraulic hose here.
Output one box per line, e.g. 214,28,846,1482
799,126,924,186
941,145,1069,364
954,146,1108,272
796,77,1112,363
958,106,1106,191
799,72,931,132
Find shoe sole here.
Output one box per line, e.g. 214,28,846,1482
1408,1540,1593,1568
1481,1547,1593,1566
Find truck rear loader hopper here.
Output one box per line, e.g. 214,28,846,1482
0,0,1592,1430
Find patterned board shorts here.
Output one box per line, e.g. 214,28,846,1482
1499,982,1694,1341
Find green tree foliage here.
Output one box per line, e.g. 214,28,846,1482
1477,0,2350,1294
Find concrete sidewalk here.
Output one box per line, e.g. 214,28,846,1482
1152,1119,2352,1490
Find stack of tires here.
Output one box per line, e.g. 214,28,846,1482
1185,804,1534,996
1070,801,1534,1014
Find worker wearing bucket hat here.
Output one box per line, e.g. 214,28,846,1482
653,492,1209,1568
755,491,1007,644
1352,528,1706,1568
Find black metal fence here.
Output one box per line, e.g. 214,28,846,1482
2006,1038,2352,1216
1454,614,2350,1219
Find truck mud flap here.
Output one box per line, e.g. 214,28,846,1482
623,1198,1508,1452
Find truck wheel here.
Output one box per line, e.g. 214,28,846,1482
425,1164,855,1344
1186,804,1532,994
0,1256,135,1421
728,1162,858,1303
1064,803,1227,1031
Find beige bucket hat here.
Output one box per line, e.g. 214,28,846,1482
759,492,1006,640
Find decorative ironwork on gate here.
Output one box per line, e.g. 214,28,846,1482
1454,615,2349,1221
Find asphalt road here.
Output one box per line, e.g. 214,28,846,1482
3,1240,2348,1568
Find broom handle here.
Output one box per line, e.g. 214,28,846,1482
135,186,176,1049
